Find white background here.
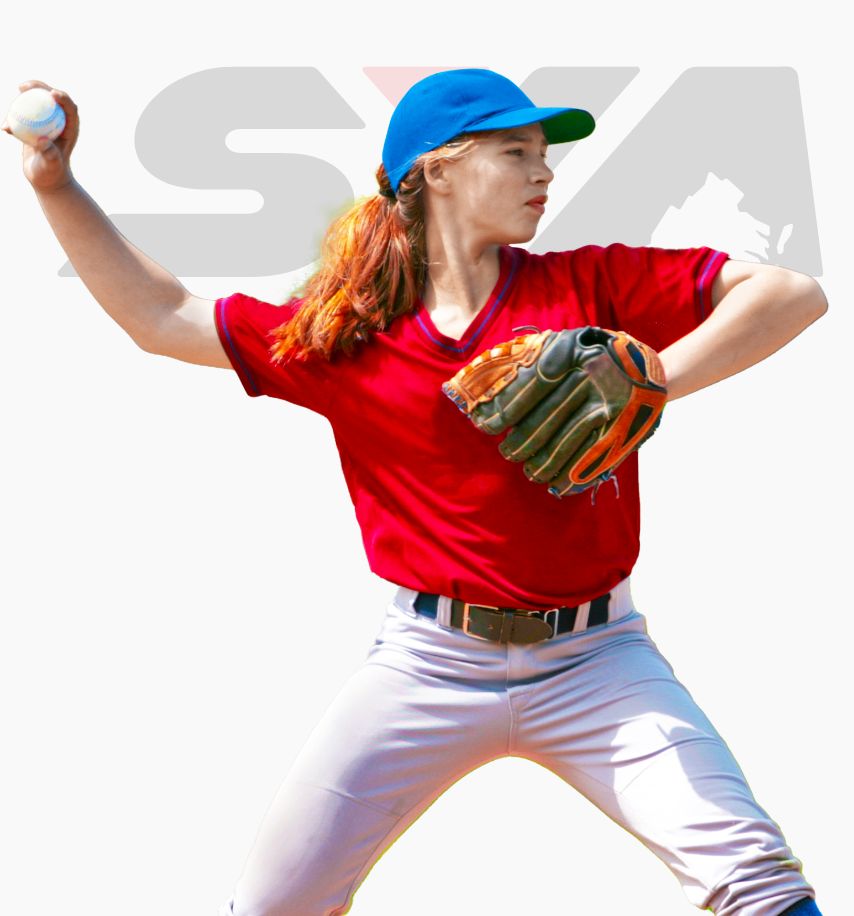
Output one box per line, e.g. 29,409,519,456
0,2,849,914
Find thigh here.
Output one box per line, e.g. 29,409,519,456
229,614,510,916
514,621,815,915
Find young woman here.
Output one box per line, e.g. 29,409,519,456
7,68,826,916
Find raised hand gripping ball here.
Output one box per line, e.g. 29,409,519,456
5,88,66,147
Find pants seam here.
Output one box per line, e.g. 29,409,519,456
614,732,726,800
333,756,507,915
506,653,515,754
291,778,403,818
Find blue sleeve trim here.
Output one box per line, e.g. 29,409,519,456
215,296,262,397
697,249,729,322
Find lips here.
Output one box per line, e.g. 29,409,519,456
526,195,547,213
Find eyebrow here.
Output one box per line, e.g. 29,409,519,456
501,131,548,146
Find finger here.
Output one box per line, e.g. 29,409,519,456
18,79,53,92
47,95,76,147
523,409,606,483
48,87,77,117
498,370,591,462
543,428,606,496
33,135,58,156
469,330,578,434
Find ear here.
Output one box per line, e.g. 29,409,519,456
422,156,454,196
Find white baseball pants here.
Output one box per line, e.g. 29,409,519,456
219,578,817,916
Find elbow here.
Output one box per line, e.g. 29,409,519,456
787,274,828,325
813,279,829,319
771,265,827,322
133,330,161,355
804,277,829,322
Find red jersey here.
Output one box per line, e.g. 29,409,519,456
214,243,728,610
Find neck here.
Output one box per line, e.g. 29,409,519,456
421,226,502,317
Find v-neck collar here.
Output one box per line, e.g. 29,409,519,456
413,245,521,357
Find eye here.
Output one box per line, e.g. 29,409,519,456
507,148,525,156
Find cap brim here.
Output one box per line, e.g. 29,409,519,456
466,106,595,143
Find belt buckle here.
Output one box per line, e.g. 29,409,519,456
462,602,554,644
461,601,499,640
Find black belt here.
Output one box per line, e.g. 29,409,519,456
412,592,612,644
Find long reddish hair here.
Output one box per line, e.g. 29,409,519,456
267,135,478,364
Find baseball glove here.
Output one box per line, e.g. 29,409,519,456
441,326,668,499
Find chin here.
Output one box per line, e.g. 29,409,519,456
492,225,537,246
507,227,538,245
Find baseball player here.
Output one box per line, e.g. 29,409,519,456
7,69,828,915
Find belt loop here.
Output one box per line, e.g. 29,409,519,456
437,595,454,630
573,600,591,632
610,577,633,619
498,610,515,644
396,587,419,618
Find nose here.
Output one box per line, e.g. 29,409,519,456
535,156,554,185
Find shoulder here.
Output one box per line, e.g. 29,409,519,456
217,292,307,342
507,243,610,276
508,244,618,296
221,291,303,318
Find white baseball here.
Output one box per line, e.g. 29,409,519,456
5,87,66,147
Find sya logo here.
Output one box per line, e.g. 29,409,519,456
59,67,821,280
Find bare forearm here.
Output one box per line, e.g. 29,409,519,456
35,178,189,348
660,273,828,401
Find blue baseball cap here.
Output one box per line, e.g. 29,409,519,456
381,68,596,194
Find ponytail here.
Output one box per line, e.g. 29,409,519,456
268,136,477,363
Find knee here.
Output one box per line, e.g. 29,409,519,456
705,853,817,916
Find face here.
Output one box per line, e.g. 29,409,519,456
428,122,555,246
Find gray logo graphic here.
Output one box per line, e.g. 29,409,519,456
59,67,363,278
59,66,820,279
520,67,639,171
534,67,821,275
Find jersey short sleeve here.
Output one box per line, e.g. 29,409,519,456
586,243,730,352
214,292,335,416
